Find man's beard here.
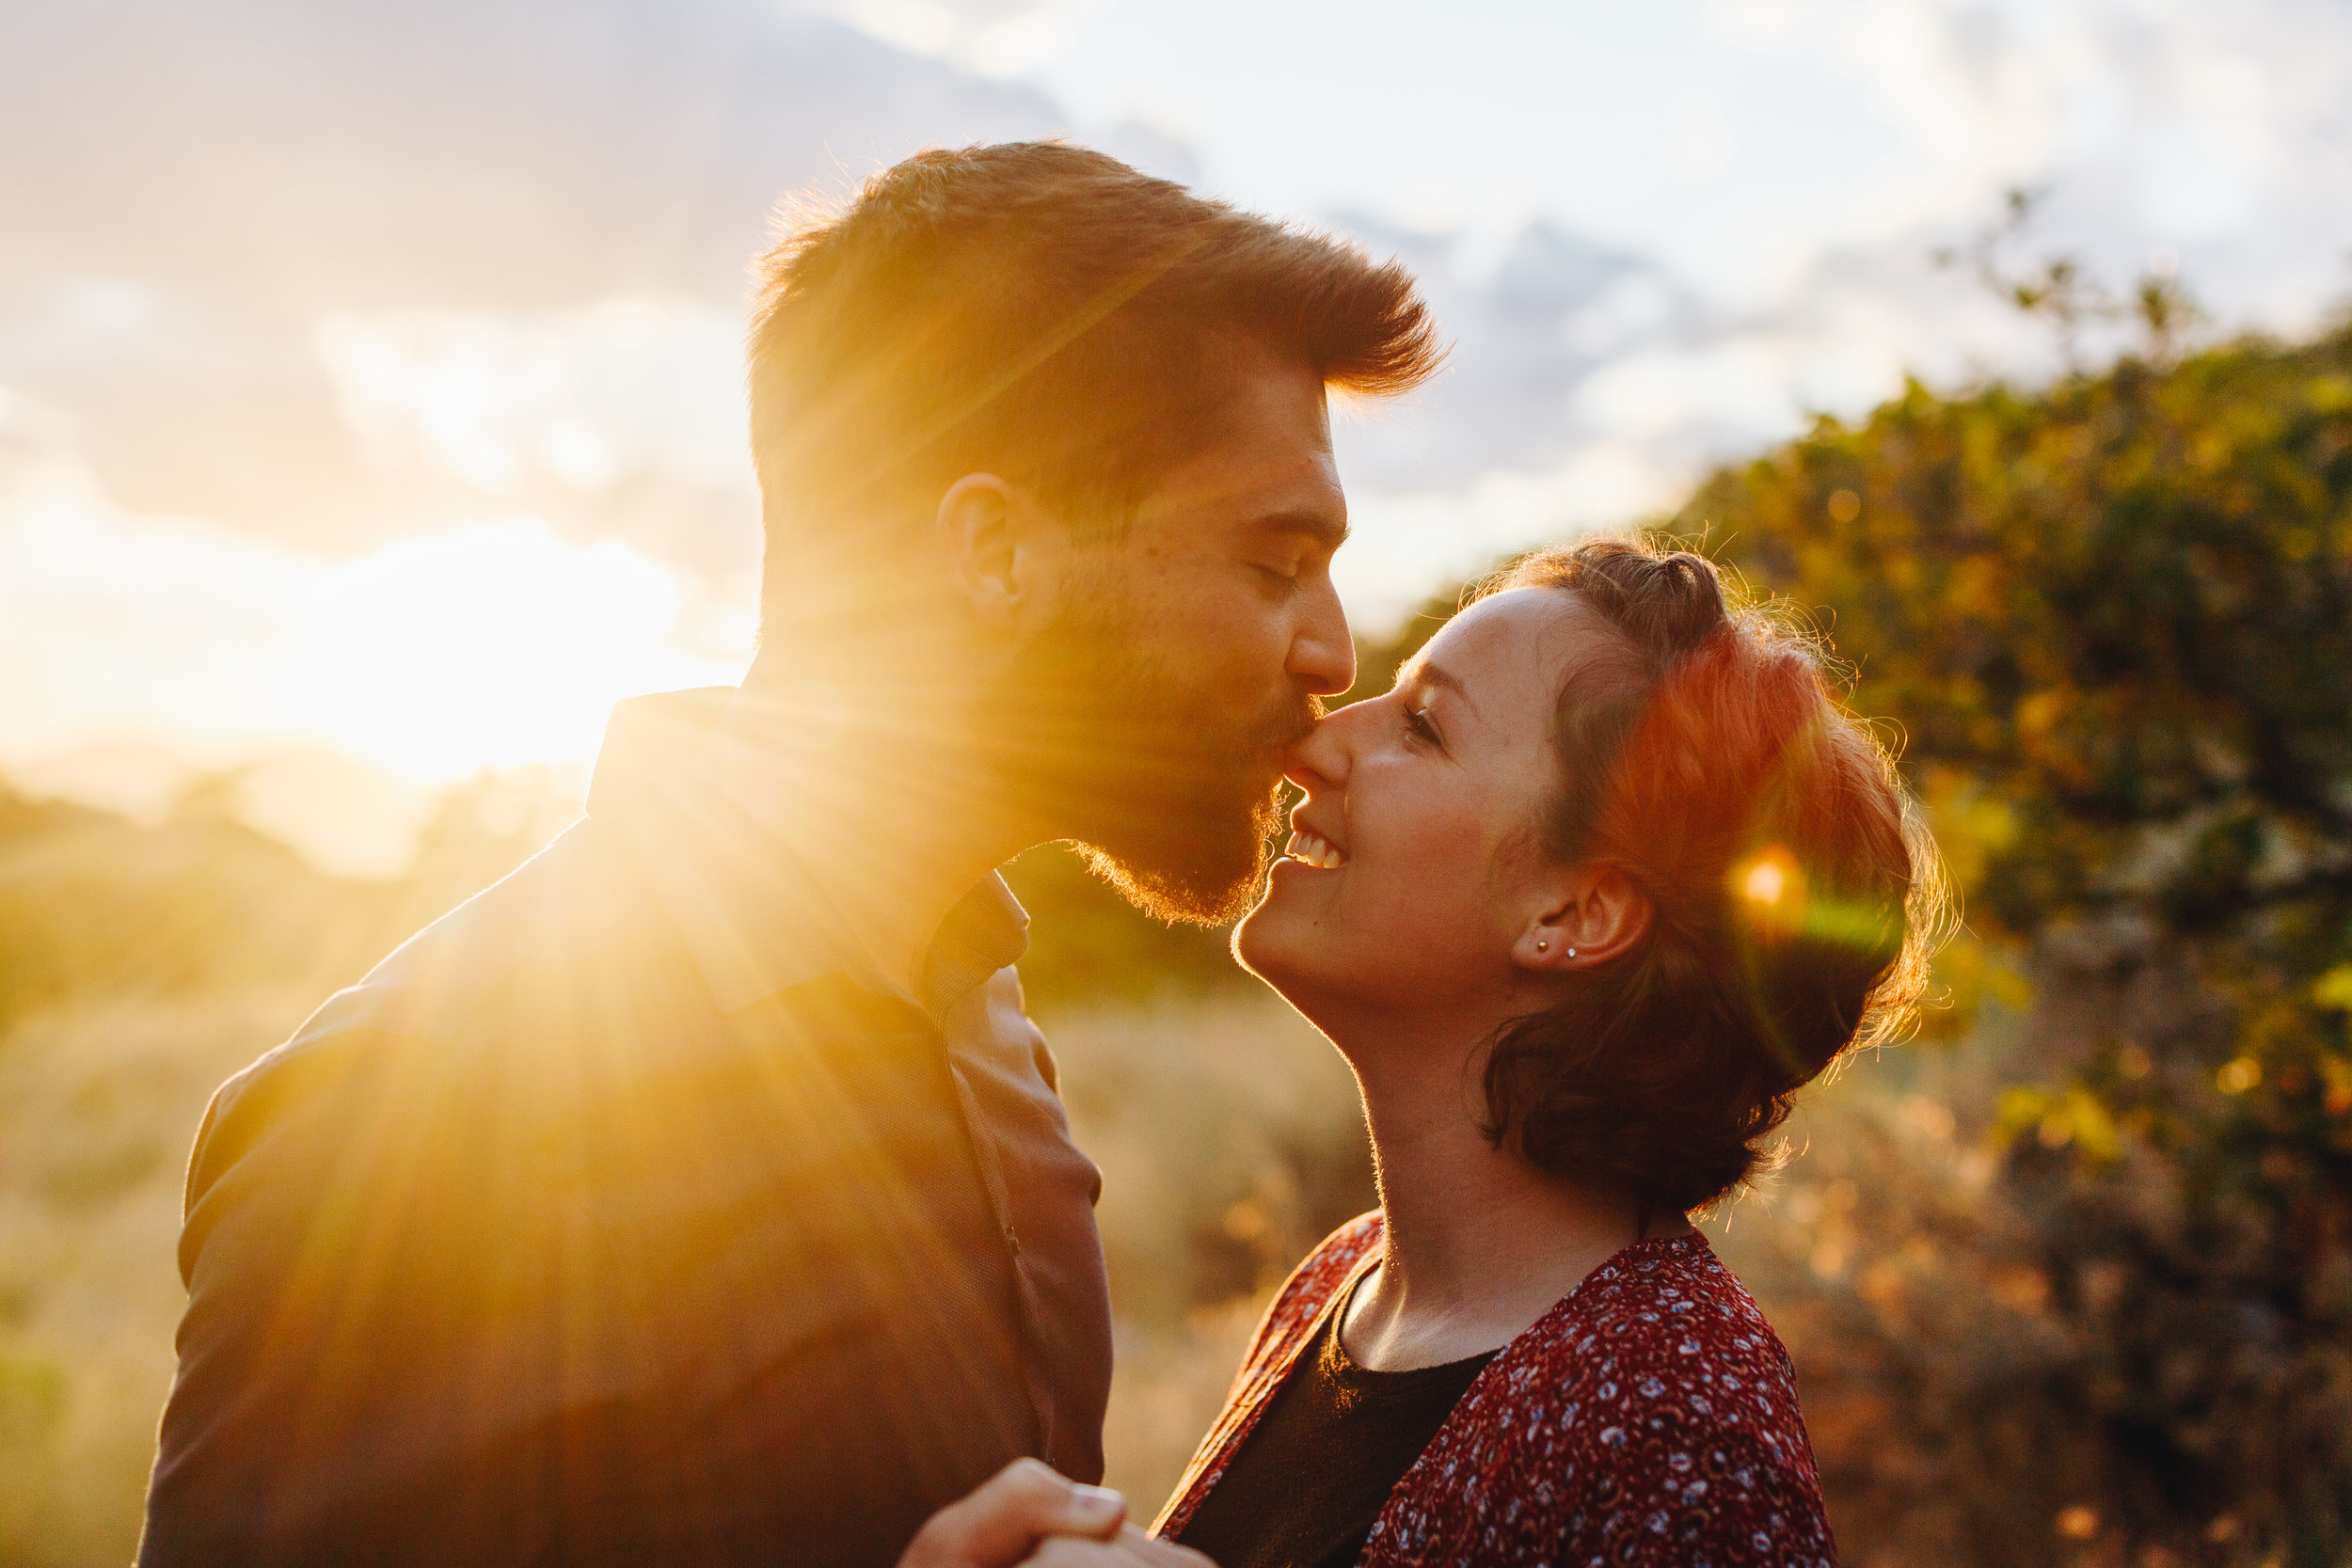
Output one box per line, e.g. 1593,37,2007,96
990,583,1319,926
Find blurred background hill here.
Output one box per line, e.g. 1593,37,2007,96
8,308,2352,1564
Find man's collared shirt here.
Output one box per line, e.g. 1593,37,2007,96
140,688,1113,1568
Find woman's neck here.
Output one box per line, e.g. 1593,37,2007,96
1327,1006,1688,1373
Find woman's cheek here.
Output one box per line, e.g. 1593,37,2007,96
1360,830,1488,962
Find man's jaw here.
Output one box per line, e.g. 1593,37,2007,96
1076,768,1289,926
1057,689,1320,924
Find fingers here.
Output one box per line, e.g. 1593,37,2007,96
898,1458,1128,1568
1019,1523,1219,1568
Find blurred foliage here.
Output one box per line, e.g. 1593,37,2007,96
0,774,582,1029
1001,845,1253,1006
1667,315,2352,1565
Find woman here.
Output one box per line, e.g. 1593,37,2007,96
913,536,1942,1567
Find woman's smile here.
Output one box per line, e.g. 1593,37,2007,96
1279,825,1348,869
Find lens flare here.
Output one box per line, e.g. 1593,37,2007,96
1733,846,1811,944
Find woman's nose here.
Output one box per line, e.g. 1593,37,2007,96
1281,705,1355,793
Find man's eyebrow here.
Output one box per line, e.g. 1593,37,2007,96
1403,659,1480,717
1248,508,1350,550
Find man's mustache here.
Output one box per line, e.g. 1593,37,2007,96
1249,692,1325,760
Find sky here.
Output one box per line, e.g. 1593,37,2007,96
6,0,2352,872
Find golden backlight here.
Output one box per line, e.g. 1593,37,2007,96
277,518,745,782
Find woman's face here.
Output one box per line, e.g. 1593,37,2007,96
1236,586,1603,1020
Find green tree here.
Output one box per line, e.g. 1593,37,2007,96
1672,318,2352,1563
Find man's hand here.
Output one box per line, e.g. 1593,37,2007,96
1018,1522,1217,1567
898,1459,1129,1568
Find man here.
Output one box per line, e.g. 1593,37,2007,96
139,142,1438,1566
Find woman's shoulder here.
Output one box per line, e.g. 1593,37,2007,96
1267,1211,1385,1323
1231,1210,1385,1386
1562,1230,1802,1385
1470,1232,1812,1450
1370,1233,1836,1567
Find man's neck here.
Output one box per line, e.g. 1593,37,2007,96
1320,1002,1680,1372
721,658,1051,999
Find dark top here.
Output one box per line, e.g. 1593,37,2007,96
1174,1279,1497,1568
1156,1217,1838,1566
138,688,1113,1568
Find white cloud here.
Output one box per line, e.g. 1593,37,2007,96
313,301,750,499
794,0,1105,76
1698,0,2352,323
0,0,1067,557
1670,84,1738,184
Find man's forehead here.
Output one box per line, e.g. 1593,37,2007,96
1133,451,1346,543
1133,397,1344,533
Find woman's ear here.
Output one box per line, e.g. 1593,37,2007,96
1513,864,1652,974
936,473,1071,631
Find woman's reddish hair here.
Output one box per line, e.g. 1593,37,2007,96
1481,537,1947,1212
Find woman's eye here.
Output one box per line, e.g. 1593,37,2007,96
1404,706,1441,746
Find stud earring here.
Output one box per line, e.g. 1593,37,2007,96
1536,939,1548,951
1567,948,1578,958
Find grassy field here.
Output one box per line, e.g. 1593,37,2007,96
1,988,326,1564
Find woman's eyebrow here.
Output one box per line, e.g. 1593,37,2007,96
1406,660,1481,718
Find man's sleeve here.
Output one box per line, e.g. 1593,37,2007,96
137,1031,644,1568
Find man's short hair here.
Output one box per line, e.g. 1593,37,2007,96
748,141,1441,614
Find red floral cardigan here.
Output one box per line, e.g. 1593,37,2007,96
1152,1213,1837,1567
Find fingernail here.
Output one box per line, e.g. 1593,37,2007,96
1070,1484,1124,1524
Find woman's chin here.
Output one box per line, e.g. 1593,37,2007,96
1233,875,1324,989
1232,895,1285,981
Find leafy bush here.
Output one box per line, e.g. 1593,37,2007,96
1676,319,2352,1565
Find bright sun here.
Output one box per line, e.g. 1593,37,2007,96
277,518,749,782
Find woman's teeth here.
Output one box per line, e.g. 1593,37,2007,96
1283,830,1347,869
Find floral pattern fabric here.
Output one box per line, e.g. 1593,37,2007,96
1152,1213,1837,1567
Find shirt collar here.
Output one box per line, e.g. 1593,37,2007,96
585,687,1029,1020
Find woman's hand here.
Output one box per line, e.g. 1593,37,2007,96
898,1459,1131,1568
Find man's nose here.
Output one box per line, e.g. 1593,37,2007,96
1281,705,1352,794
1288,576,1356,698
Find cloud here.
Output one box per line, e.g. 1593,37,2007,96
1698,0,2352,322
1,0,1066,313
0,0,1070,552
796,0,1107,78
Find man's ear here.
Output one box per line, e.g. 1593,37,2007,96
1512,863,1652,974
936,473,1065,629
